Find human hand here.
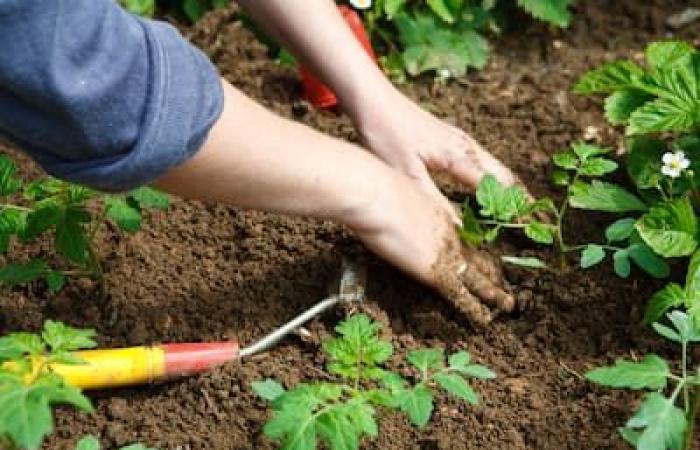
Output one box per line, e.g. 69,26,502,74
342,167,514,326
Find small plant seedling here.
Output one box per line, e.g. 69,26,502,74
461,142,668,278
586,310,700,450
0,154,169,294
252,314,495,450
75,435,157,450
0,321,97,450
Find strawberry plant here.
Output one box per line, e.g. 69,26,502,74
586,310,700,450
0,154,169,294
0,320,96,450
75,435,157,450
252,314,494,450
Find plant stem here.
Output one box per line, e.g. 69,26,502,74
0,203,30,212
683,341,689,413
685,385,700,450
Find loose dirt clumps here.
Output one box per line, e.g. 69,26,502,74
0,0,698,449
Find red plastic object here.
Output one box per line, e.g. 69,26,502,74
162,341,239,377
300,5,377,109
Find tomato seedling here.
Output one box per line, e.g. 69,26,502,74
252,314,494,450
75,435,157,450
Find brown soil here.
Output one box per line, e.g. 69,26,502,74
1,0,699,449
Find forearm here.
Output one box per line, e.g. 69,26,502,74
235,0,393,118
154,79,387,226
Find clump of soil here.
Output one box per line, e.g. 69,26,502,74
0,0,698,449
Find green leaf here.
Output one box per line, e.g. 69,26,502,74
252,379,286,402
501,255,547,269
625,393,686,450
635,198,698,258
524,221,554,244
398,384,434,428
0,259,48,286
666,310,700,343
316,399,377,450
605,218,637,242
119,0,155,17
569,181,647,213
120,445,157,450
573,60,644,94
1,333,44,356
460,364,496,379
516,0,572,27
129,187,169,210
580,244,605,269
182,0,206,22
579,157,619,177
323,314,393,381
572,142,607,160
627,96,700,135
613,249,631,278
652,322,682,343
55,207,89,264
22,205,61,241
75,435,101,450
627,244,670,278
604,89,653,124
427,0,455,23
475,175,528,221
552,151,578,170
459,202,485,245
447,351,470,369
45,270,66,293
384,0,408,18
407,348,444,374
105,197,142,234
645,40,696,69
586,354,670,390
396,13,488,77
552,169,570,186
619,427,641,447
41,320,96,353
0,155,21,196
626,136,667,190
434,372,478,404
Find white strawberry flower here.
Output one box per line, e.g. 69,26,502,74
349,0,372,9
661,151,691,179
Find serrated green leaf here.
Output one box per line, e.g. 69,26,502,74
613,249,631,278
627,244,670,278
579,157,618,177
516,0,572,27
459,202,485,245
586,354,670,390
627,97,699,135
0,260,48,286
475,175,528,221
0,155,21,196
129,187,169,210
501,255,547,269
22,205,61,242
427,0,455,23
384,0,408,18
552,169,570,185
605,218,637,242
106,197,142,234
398,384,434,428
569,181,647,213
434,372,478,404
407,348,444,374
652,322,682,343
574,60,644,94
447,351,470,369
645,283,685,325
667,310,700,343
252,379,286,402
625,393,686,450
635,198,697,258
460,364,496,379
41,320,96,353
626,136,667,190
572,142,607,160
524,221,554,244
580,244,605,268
604,89,653,125
55,208,89,264
182,0,206,22
45,270,66,293
645,40,696,69
552,151,578,170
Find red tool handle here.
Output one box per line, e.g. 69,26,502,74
162,341,240,377
300,5,377,109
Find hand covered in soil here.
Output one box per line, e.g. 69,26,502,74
344,168,515,326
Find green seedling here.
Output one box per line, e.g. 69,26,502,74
586,310,700,450
461,142,668,278
0,154,169,294
0,321,97,450
75,435,157,450
252,314,494,450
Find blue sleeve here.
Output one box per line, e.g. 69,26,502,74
0,0,223,192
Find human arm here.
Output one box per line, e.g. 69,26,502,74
236,0,518,202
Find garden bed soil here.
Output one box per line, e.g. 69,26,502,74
2,1,700,448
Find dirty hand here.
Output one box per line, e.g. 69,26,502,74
343,168,515,326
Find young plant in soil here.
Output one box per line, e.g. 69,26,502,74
460,141,668,279
0,154,169,295
75,435,156,450
252,314,495,450
0,320,97,450
586,310,700,450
